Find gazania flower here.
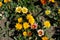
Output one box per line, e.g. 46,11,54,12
29,18,35,25
22,7,28,14
58,9,60,14
15,6,22,13
4,0,11,3
26,14,33,20
26,14,35,25
27,31,32,36
23,22,30,29
44,20,51,28
0,2,2,7
42,36,48,40
37,29,44,37
49,0,55,3
15,23,22,30
45,10,51,15
23,31,27,36
31,23,38,29
18,17,22,23
40,0,46,5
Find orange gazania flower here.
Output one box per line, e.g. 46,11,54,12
40,0,46,5
27,32,32,36
31,23,38,29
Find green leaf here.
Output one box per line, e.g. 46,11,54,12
4,12,9,17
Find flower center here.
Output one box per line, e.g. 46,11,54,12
39,31,42,35
32,25,36,29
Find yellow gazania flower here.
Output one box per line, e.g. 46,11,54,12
44,21,51,28
15,23,22,30
26,14,35,25
18,17,22,23
49,0,55,3
22,7,28,14
45,10,51,15
29,18,35,25
26,14,33,20
15,6,22,13
4,0,11,3
0,2,2,7
23,31,27,36
23,22,29,29
42,36,48,40
58,9,60,14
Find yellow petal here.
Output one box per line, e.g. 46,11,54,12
0,2,2,7
22,7,28,14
